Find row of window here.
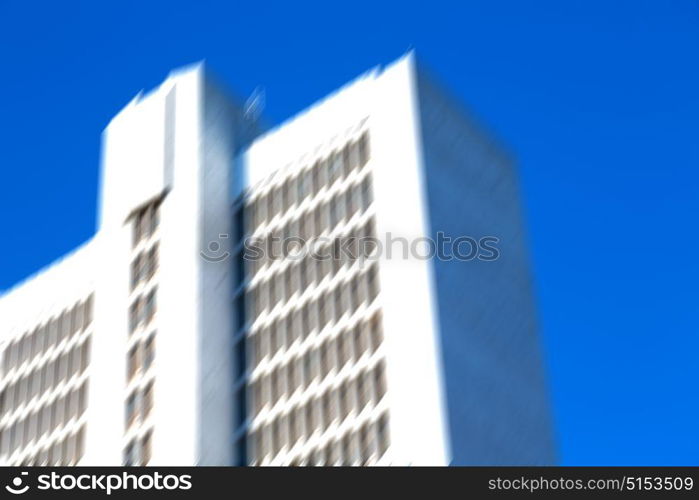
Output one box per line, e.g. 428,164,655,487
251,351,387,422
130,244,159,290
127,202,160,466
127,335,155,382
251,411,388,466
0,339,90,416
0,382,88,457
238,132,391,466
242,133,370,236
13,425,85,466
2,295,93,374
249,309,384,386
128,288,157,334
254,271,377,354
295,413,389,466
132,200,161,248
125,382,154,429
124,429,152,466
248,173,374,246
243,180,374,279
245,220,377,317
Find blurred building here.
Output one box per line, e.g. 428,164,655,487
0,54,555,465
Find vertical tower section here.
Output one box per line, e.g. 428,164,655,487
414,62,557,464
238,129,390,466
90,64,256,465
0,243,95,466
365,55,451,466
234,57,452,465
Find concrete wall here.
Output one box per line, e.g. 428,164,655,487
415,66,557,464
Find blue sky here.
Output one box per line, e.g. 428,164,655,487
1,1,697,464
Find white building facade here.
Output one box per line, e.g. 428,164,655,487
0,54,555,466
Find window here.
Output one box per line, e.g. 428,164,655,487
338,332,351,367
140,206,154,241
311,397,322,435
357,372,369,410
319,342,330,379
358,133,370,166
329,198,338,228
271,419,280,456
376,413,389,456
367,264,380,303
305,210,315,242
75,426,85,463
287,176,298,210
266,192,274,227
79,382,88,414
338,384,349,420
129,299,141,333
284,310,297,347
142,383,154,419
124,440,136,466
80,337,91,373
336,191,346,224
333,287,343,322
127,345,139,380
299,169,312,201
347,184,359,220
373,362,386,401
300,352,311,390
260,424,271,460
132,213,142,248
271,185,282,220
149,204,159,235
342,144,352,177
251,378,262,415
288,409,297,446
311,161,321,195
329,439,342,466
48,320,59,350
329,152,342,185
321,391,332,431
348,140,360,172
299,303,310,340
141,430,152,465
57,311,70,344
361,176,373,211
270,370,279,402
125,392,137,427
29,328,40,358
144,288,157,324
348,275,360,313
132,201,160,247
261,373,271,411
342,281,353,315
143,335,155,372
369,312,383,352
254,193,267,229
58,352,69,381
83,294,94,329
283,265,294,302
279,413,290,452
131,254,142,290
147,244,159,279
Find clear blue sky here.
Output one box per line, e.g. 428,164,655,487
1,1,697,465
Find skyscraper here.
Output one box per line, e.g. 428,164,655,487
0,54,555,466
